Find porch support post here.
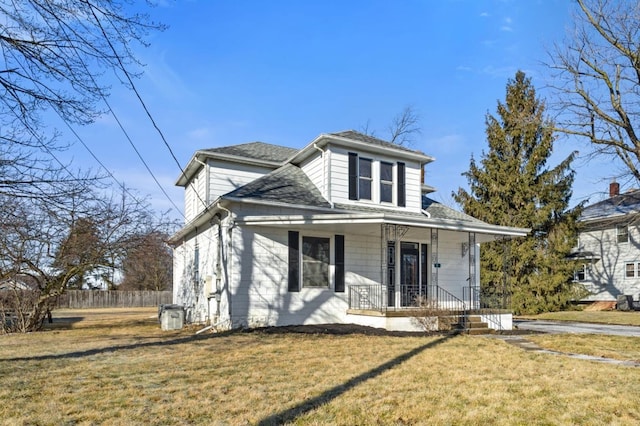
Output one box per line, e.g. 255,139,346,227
468,232,477,310
431,228,439,287
381,224,387,302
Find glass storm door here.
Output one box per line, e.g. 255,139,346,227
400,242,419,307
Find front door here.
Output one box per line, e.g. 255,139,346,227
400,242,420,307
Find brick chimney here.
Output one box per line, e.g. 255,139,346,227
610,180,620,197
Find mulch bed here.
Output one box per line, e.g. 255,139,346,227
245,323,542,337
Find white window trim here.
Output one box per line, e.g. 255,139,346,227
625,262,640,279
617,224,629,244
349,152,405,206
380,161,394,204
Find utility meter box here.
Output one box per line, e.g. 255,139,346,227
159,304,184,331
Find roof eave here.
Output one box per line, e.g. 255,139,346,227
168,197,224,245
237,211,529,238
288,133,435,165
175,150,284,186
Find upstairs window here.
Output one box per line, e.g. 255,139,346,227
358,157,372,200
348,153,406,206
380,162,393,203
617,225,629,243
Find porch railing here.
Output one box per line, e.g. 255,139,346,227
419,285,467,329
348,284,468,329
349,284,385,311
463,286,510,331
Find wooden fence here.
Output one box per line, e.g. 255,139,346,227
54,290,173,309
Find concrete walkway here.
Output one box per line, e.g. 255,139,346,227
514,319,640,337
488,320,640,367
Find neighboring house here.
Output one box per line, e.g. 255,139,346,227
0,275,38,291
169,131,528,331
572,182,640,302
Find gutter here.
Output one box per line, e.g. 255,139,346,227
236,212,530,238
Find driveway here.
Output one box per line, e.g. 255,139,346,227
514,319,640,337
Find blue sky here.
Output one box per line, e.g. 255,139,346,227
59,0,614,220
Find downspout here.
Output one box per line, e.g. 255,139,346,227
217,204,235,326
313,143,334,208
210,213,223,325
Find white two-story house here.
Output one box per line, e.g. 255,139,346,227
572,182,640,303
169,131,528,331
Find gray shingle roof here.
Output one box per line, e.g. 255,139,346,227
330,196,483,224
581,190,640,221
421,196,483,223
203,142,298,163
224,164,331,208
329,130,426,155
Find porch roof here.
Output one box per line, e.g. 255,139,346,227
233,209,529,241
169,192,529,245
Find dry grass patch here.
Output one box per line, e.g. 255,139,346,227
529,334,640,362
2,309,640,425
518,310,640,326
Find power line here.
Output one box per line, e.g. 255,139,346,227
89,6,210,213
50,9,186,220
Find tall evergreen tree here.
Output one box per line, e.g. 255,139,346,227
454,71,586,315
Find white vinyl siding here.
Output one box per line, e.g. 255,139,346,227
208,159,273,201
299,153,326,197
577,225,640,301
328,146,422,211
184,169,207,222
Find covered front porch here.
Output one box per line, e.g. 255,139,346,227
346,224,513,332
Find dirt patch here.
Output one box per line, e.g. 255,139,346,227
584,301,616,311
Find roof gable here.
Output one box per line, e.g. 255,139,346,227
224,163,331,208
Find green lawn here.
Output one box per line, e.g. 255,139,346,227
1,308,640,425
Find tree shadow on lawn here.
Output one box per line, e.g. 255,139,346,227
1,323,452,363
257,331,461,425
1,328,240,362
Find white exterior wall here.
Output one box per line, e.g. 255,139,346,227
328,146,423,212
578,225,640,301
208,159,273,202
404,161,422,211
172,223,220,324
299,152,326,198
227,225,350,328
175,207,386,329
432,230,471,300
184,169,207,222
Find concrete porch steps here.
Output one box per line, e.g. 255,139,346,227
464,315,494,335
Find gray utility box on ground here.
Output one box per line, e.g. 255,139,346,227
159,304,185,331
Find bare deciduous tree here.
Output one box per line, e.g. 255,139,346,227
0,0,162,197
360,105,422,146
0,189,168,332
0,1,167,332
120,231,173,291
548,0,640,182
388,106,422,146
